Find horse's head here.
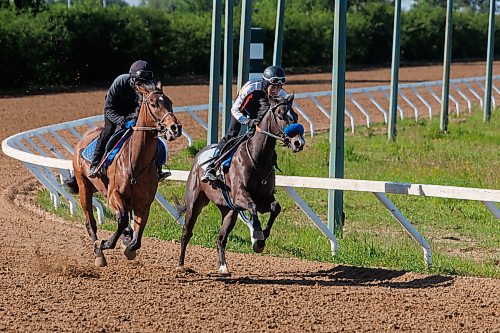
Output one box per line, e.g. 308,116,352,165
136,81,183,141
266,93,305,153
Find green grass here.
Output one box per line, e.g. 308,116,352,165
37,110,500,278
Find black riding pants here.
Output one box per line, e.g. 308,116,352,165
216,116,242,152
91,116,117,167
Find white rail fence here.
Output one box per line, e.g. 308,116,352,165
2,76,499,267
173,75,500,139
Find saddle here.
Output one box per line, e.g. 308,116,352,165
81,128,167,171
198,135,248,175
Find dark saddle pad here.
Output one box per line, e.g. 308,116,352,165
219,135,248,171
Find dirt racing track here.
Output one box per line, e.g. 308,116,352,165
1,62,499,332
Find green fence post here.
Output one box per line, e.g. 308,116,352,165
273,0,285,67
237,0,253,91
484,0,495,123
440,0,453,133
208,0,222,144
388,0,402,142
328,0,347,237
222,0,234,137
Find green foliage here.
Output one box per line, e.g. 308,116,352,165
1,2,499,88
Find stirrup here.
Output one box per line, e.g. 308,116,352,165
158,170,171,182
201,168,218,183
88,165,100,178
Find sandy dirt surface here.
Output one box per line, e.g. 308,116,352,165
0,62,499,332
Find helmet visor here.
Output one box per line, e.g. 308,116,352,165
265,76,286,85
133,70,154,80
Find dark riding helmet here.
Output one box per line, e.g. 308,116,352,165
129,60,154,81
262,66,286,86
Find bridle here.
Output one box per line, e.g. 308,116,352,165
255,101,296,147
133,90,175,135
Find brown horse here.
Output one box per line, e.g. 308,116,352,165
67,81,182,267
177,94,305,276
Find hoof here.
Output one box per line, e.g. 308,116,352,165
252,230,265,241
252,239,266,253
123,247,137,260
94,256,107,267
175,265,186,273
218,264,231,277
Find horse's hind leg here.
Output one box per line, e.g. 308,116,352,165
176,188,209,271
216,207,238,276
77,177,106,267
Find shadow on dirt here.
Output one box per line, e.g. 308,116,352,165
218,265,454,289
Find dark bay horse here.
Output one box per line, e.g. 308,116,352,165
68,81,182,267
177,94,305,276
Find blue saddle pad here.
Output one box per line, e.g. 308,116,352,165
81,137,99,163
82,130,167,170
81,129,131,165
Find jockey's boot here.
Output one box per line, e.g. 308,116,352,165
201,164,218,183
158,168,171,182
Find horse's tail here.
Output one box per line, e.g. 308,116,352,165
63,176,79,194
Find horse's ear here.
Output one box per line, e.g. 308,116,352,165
286,93,295,104
155,80,162,91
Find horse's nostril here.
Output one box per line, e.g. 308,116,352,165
294,140,301,147
170,124,177,131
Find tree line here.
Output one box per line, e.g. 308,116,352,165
0,0,498,89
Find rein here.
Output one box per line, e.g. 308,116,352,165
132,91,174,134
244,105,288,185
245,140,275,185
127,90,173,184
254,102,293,147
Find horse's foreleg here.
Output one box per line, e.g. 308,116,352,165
123,207,150,260
236,198,265,253
101,190,128,251
216,207,238,276
263,200,281,240
121,219,133,248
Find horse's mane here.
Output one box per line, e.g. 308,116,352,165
269,95,288,106
141,81,159,92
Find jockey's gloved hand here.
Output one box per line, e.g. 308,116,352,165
124,119,136,129
247,119,259,128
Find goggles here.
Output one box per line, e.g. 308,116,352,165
264,76,286,85
133,70,154,80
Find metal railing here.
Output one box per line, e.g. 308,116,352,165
2,76,499,267
168,76,498,139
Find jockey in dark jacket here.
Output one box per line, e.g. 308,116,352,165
201,65,287,183
88,60,169,181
